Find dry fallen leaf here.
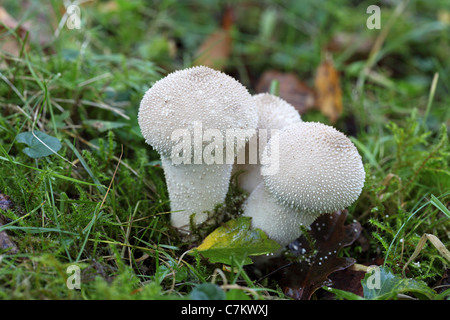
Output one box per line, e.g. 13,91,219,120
0,191,18,254
0,191,14,223
97,0,119,13
265,210,361,300
313,54,343,123
326,32,375,62
321,266,366,299
194,7,233,70
0,6,30,61
403,233,450,276
255,70,316,115
0,228,18,254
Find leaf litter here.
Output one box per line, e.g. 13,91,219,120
255,54,344,124
0,191,18,254
260,210,362,300
193,216,281,266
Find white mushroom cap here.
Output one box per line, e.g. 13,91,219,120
138,66,258,159
234,93,301,193
262,121,365,215
253,93,302,131
243,182,317,246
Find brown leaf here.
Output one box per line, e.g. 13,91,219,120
326,32,374,61
313,55,343,123
255,70,316,115
0,191,18,254
193,7,233,70
0,228,18,254
0,7,30,59
0,192,14,217
321,267,366,299
267,210,361,300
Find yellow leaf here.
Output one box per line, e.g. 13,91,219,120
194,217,280,265
314,54,343,123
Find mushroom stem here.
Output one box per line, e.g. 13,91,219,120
233,93,302,194
243,183,317,246
161,155,233,232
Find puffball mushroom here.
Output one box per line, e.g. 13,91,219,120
138,66,258,233
243,121,365,246
242,182,319,246
233,93,302,194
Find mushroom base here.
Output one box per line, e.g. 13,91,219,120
242,183,318,247
161,155,233,233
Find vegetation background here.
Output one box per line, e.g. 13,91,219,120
0,0,449,300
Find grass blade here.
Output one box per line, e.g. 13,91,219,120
430,194,450,219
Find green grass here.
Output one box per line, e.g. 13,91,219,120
0,0,449,300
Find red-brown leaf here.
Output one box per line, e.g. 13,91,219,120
0,191,18,254
193,7,233,70
255,70,316,115
313,55,343,123
267,210,361,300
0,7,30,60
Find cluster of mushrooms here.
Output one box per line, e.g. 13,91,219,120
138,66,365,247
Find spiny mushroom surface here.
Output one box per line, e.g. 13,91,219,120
243,182,318,246
234,93,301,194
138,66,258,233
253,93,302,130
243,121,365,246
139,66,257,157
263,121,365,213
159,155,233,229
